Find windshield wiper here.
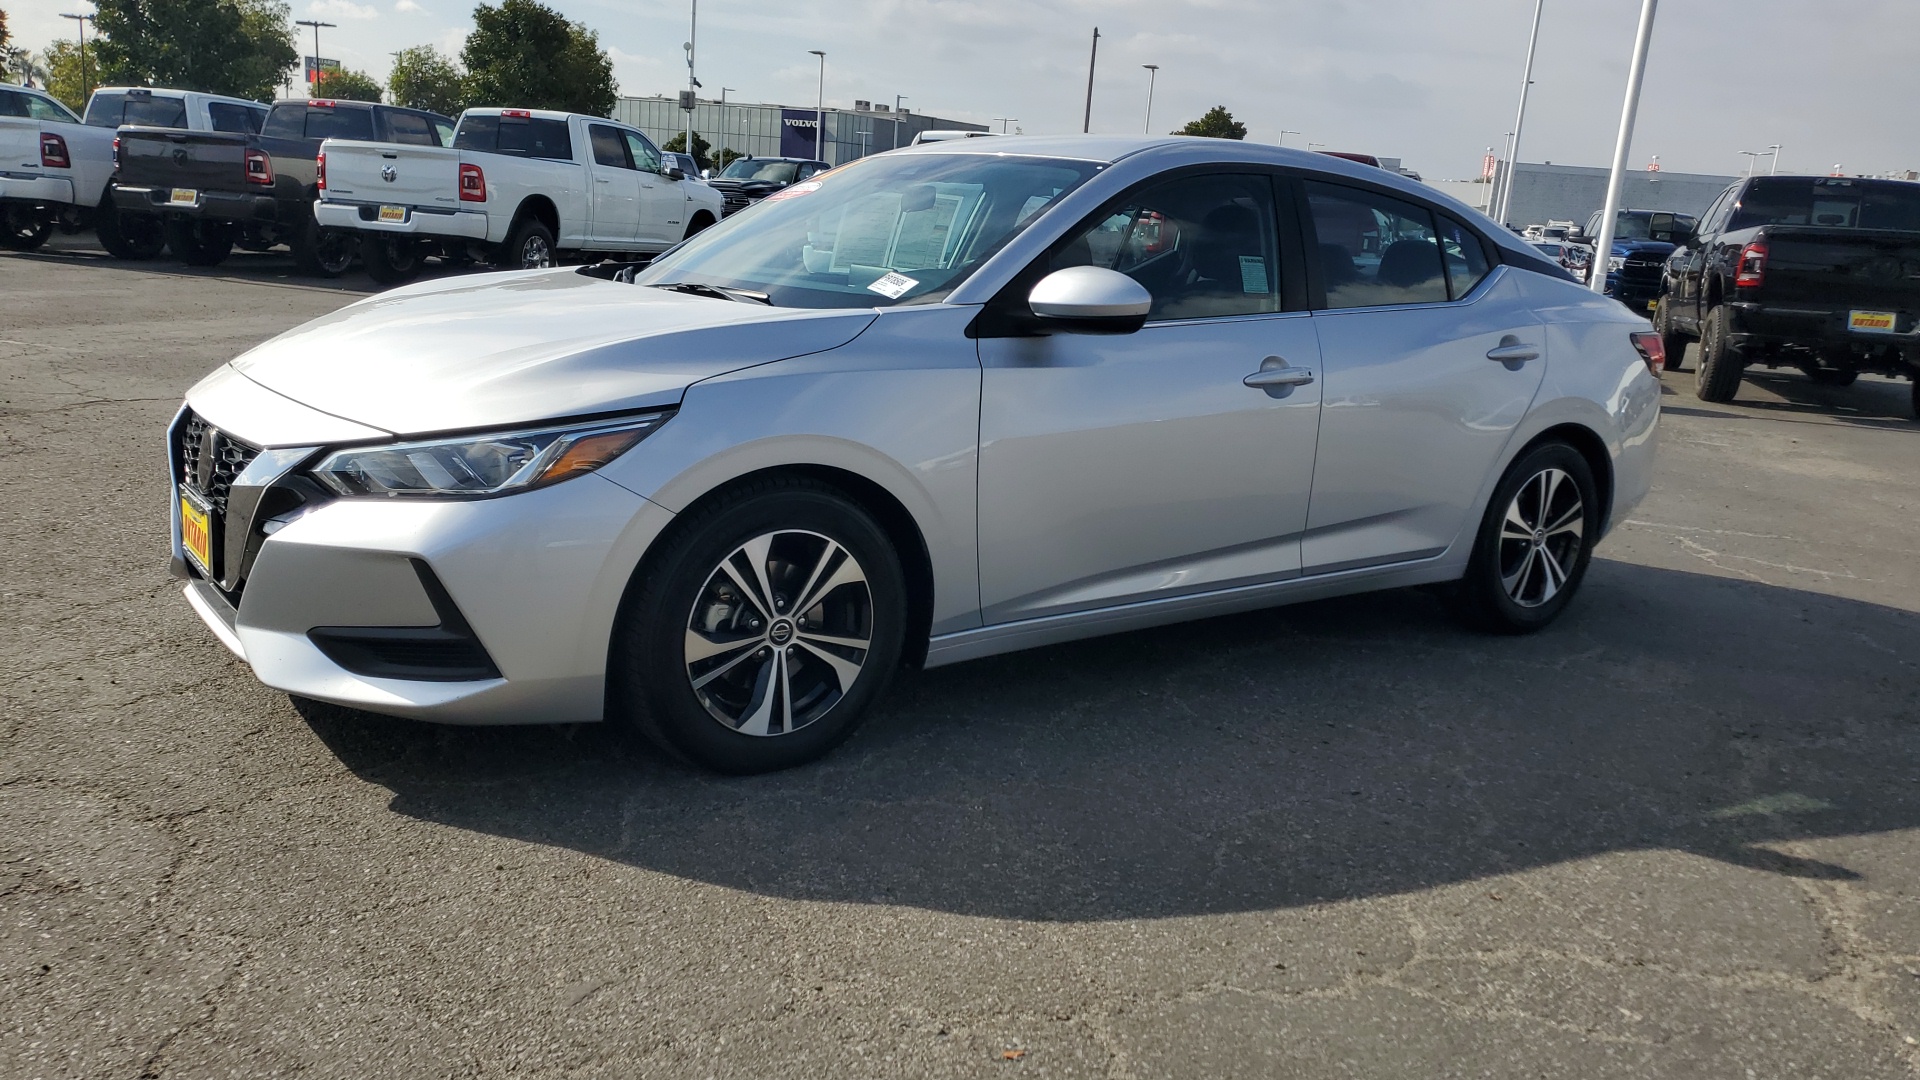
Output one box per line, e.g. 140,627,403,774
647,281,773,305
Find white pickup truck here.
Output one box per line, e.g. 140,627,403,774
0,84,268,257
314,107,725,282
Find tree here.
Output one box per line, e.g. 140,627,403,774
660,130,712,171
5,45,46,88
462,0,616,117
388,44,466,116
712,146,743,171
1174,106,1248,141
91,0,297,103
315,66,382,103
0,8,11,54
42,39,98,113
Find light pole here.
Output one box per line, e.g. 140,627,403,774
1142,64,1158,134
1739,149,1775,177
1277,129,1300,147
1495,0,1546,226
992,116,1018,134
1082,27,1100,133
892,94,907,149
719,87,734,168
1589,0,1659,295
59,13,94,100
858,128,870,158
683,2,698,170
1307,142,1326,152
294,19,335,93
1767,143,1782,174
808,50,826,162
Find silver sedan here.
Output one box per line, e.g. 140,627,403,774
168,136,1662,773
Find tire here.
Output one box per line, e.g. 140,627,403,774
610,477,908,774
683,211,716,241
502,217,555,269
1454,441,1601,635
163,217,234,266
95,194,165,260
1653,297,1690,372
1806,368,1857,387
291,217,355,276
1694,305,1744,403
361,234,423,285
1,204,54,250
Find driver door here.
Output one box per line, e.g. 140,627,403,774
976,172,1323,624
623,130,682,248
586,123,642,246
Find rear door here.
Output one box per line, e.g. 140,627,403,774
1300,180,1546,573
585,122,642,245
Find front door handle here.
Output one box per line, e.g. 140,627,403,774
595,177,612,184
1486,335,1541,363
1244,356,1315,397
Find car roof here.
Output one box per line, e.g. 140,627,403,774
90,86,266,107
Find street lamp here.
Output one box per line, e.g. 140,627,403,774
683,1,699,170
808,49,825,162
1588,0,1660,295
1495,0,1546,226
892,94,907,149
1277,129,1300,147
719,87,735,167
992,116,1018,134
1307,142,1326,152
1767,143,1782,175
59,13,94,100
294,19,336,93
1738,148,1776,177
1141,64,1158,134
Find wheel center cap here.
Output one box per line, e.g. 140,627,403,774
1533,528,1547,545
768,619,795,646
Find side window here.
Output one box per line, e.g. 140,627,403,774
623,131,660,173
432,119,455,147
1436,215,1492,299
385,111,435,146
1303,181,1448,309
208,102,260,134
304,107,375,141
83,92,125,126
26,94,80,123
260,105,303,139
1052,172,1281,322
1702,188,1736,234
589,124,632,169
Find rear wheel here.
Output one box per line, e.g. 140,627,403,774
1454,441,1600,635
502,217,554,269
1653,297,1690,372
96,195,165,260
360,234,423,285
164,217,234,266
1694,305,1744,403
1,204,54,250
291,218,355,276
610,478,907,774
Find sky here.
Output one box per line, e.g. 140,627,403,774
11,0,1920,181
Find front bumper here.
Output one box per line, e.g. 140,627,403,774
0,174,76,205
118,185,279,223
314,200,490,240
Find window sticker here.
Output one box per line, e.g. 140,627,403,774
764,181,822,202
866,271,917,299
1239,255,1271,295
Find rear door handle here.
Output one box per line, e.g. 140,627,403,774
1244,356,1315,397
595,177,611,184
1486,336,1541,363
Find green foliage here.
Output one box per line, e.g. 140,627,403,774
0,8,11,54
660,130,711,171
1174,105,1248,141
462,0,616,117
91,0,296,103
388,44,466,116
315,66,382,103
42,39,98,112
4,45,46,87
712,146,743,171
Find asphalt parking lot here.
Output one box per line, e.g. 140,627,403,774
4,239,1919,1079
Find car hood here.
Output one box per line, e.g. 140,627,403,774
1610,239,1676,258
224,268,878,436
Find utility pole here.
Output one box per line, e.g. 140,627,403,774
684,2,697,169
809,50,826,162
1277,129,1300,147
1141,64,1158,134
719,87,734,169
294,19,335,94
1589,0,1659,295
1495,0,1546,226
1768,143,1782,174
992,116,1018,134
1082,27,1099,133
892,94,907,149
59,13,94,101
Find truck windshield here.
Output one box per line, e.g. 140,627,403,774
634,153,1103,308
1730,177,1920,232
1611,211,1695,241
720,159,802,183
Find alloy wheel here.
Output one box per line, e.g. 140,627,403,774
683,529,873,737
520,235,551,268
317,229,355,274
1497,467,1585,608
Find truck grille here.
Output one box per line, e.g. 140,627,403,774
177,411,259,515
721,192,754,216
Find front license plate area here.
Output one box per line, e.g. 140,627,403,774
179,490,214,577
1849,309,1897,333
378,204,406,223
168,188,198,206
1647,300,1659,311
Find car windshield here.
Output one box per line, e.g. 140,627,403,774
1730,177,1920,231
1612,211,1696,241
633,152,1104,308
721,159,802,183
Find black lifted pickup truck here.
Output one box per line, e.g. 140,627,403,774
115,97,453,275
1654,174,1920,415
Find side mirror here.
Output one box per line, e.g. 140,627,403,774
1028,266,1152,334
663,166,685,181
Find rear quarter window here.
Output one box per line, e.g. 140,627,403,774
208,102,263,134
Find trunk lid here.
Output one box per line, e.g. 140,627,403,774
1758,226,1920,309
118,128,248,193
319,140,461,209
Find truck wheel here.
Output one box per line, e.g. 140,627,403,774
1,205,54,251
1806,368,1857,387
96,195,165,260
1653,297,1690,372
503,218,555,269
683,211,716,241
291,218,355,277
164,218,234,266
1694,305,1744,403
361,234,423,285
1453,441,1600,635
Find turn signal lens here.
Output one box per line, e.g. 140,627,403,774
312,415,669,499
1630,330,1666,374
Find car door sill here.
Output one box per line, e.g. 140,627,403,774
924,552,1460,669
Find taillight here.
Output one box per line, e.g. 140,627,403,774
40,133,70,169
459,162,486,202
1734,241,1768,289
1630,330,1666,374
245,148,273,186
315,149,325,191
112,135,120,169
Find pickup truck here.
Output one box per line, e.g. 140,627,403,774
313,108,725,282
706,155,828,217
114,97,454,274
1572,207,1695,311
1,84,270,258
1655,175,1920,414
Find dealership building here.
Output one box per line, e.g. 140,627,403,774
1430,161,1737,231
612,96,988,167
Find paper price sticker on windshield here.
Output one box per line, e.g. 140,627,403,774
867,271,918,299
764,181,822,203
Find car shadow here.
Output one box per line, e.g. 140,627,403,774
294,559,1920,922
1658,368,1915,428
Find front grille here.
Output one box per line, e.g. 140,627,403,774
722,192,753,216
177,411,259,515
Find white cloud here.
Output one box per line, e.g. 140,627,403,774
394,0,424,12
309,0,379,20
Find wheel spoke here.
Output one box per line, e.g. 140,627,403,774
791,539,843,619
690,642,764,690
1544,501,1585,538
1541,469,1565,517
796,629,870,652
795,639,863,693
1506,496,1534,536
796,551,867,616
735,651,780,737
1536,544,1568,600
684,628,760,664
1502,546,1538,601
718,558,771,622
740,533,778,615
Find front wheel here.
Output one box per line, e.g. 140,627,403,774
1454,442,1600,635
1694,305,1744,403
1,204,54,250
611,478,907,774
360,234,423,285
164,218,234,266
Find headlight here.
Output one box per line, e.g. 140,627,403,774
313,414,668,498
1607,256,1626,272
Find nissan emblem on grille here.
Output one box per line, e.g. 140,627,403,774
381,165,397,183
